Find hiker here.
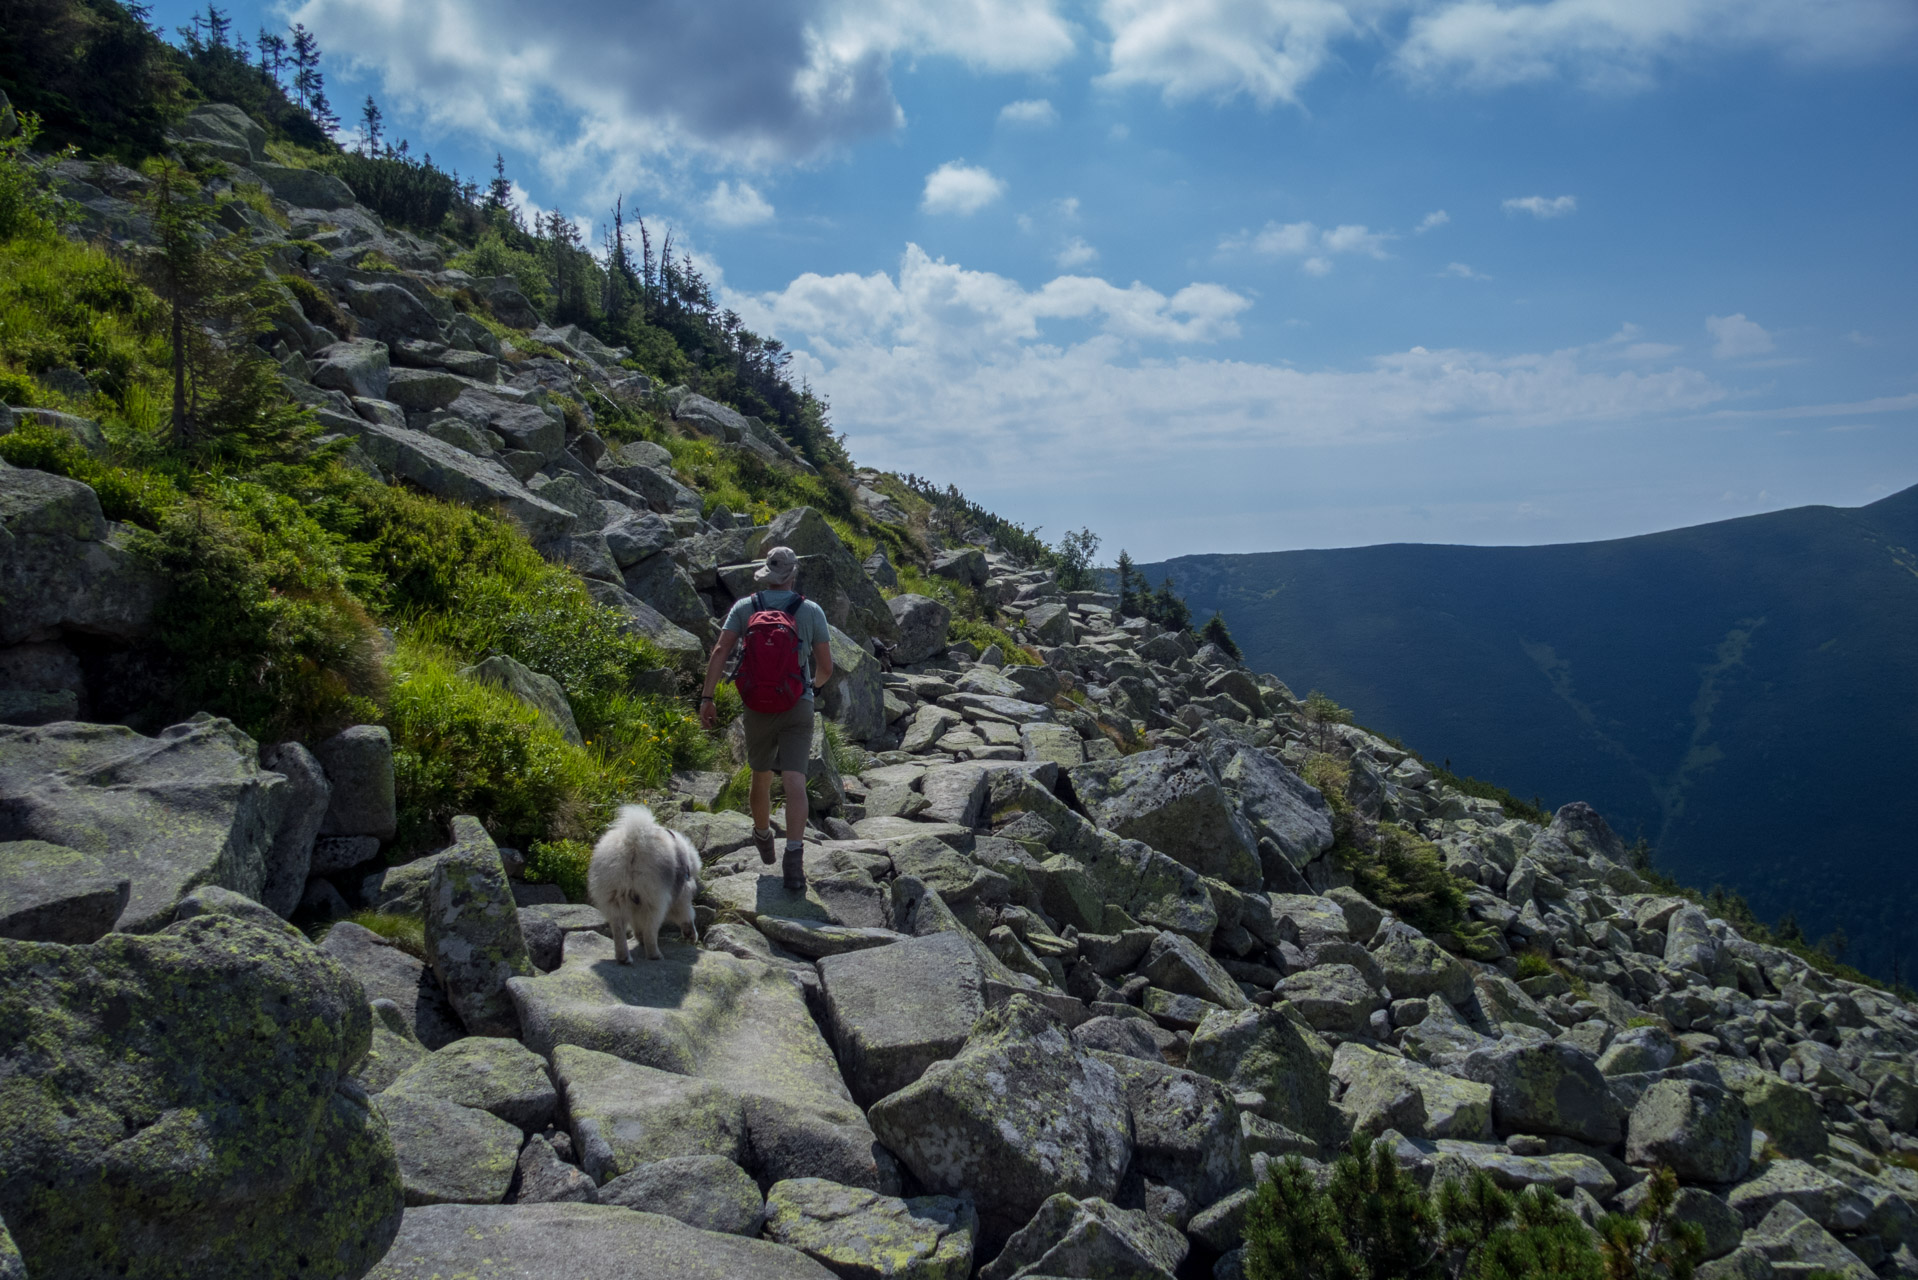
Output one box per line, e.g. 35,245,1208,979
698,545,833,892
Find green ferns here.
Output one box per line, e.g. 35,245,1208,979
1245,1140,1704,1280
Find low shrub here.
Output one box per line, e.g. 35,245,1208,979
1514,950,1554,981
329,910,426,959
524,839,593,903
1244,1139,1704,1280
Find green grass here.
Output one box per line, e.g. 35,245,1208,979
329,910,426,958
1514,950,1553,981
949,618,1040,665
523,839,592,902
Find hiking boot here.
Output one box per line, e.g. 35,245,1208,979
782,846,806,893
753,828,776,865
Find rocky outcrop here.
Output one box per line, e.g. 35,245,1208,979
0,915,403,1277
0,465,161,646
0,716,287,932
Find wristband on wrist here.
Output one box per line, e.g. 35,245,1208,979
700,695,715,703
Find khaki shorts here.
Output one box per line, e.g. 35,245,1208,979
742,701,814,774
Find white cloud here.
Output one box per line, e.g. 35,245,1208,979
1097,0,1362,107
290,0,1077,176
705,180,774,226
1843,330,1877,347
1705,313,1775,359
1396,0,1918,92
922,161,1006,215
999,98,1060,126
1221,219,1393,271
728,245,1730,519
1416,209,1450,233
1056,236,1100,267
1503,194,1577,218
1439,261,1488,279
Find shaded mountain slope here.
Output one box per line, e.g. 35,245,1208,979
1145,484,1918,977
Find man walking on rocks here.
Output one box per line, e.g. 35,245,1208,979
699,546,832,892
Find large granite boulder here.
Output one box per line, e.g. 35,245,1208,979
365,1203,839,1279
458,655,582,746
1187,1006,1341,1147
761,507,900,644
1370,921,1472,1006
978,1194,1187,1280
819,623,887,744
552,1045,747,1182
887,594,951,664
424,817,533,1037
320,920,464,1049
597,1155,763,1234
1092,1051,1247,1209
1141,930,1250,1009
0,839,128,943
0,715,287,932
1332,1041,1494,1141
1626,1078,1752,1184
382,1036,557,1132
314,724,398,840
819,930,986,1107
0,462,161,646
258,741,332,917
1068,748,1261,888
510,930,892,1190
311,338,391,401
763,1178,977,1279
867,995,1133,1236
1461,1039,1624,1145
349,420,575,540
374,1092,522,1206
0,915,403,1278
1209,744,1335,881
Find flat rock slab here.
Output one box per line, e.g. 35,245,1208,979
757,915,907,958
375,1093,522,1206
597,1154,764,1235
764,1177,977,1280
820,931,987,1108
0,716,287,932
509,932,890,1190
366,1203,839,1279
552,1044,747,1182
382,1036,558,1131
0,839,128,943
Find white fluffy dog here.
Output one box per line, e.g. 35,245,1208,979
587,805,700,963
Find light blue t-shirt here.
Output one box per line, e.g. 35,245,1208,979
722,589,830,700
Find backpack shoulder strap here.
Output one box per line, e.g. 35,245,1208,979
750,592,763,613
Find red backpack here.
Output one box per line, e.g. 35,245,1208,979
733,592,808,713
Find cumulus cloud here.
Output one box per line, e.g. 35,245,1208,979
1056,236,1100,267
1706,313,1775,359
1503,194,1577,218
1093,0,1915,110
1097,0,1362,106
725,245,1730,526
1221,219,1393,272
1416,209,1451,233
1439,261,1488,278
706,180,774,226
999,97,1060,126
290,0,1077,175
1396,0,1918,91
922,161,1006,215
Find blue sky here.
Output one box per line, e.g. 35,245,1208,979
159,0,1917,560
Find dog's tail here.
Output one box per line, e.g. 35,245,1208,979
617,802,656,828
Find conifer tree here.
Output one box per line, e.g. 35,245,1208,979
358,95,382,156
1114,550,1138,616
1202,610,1242,660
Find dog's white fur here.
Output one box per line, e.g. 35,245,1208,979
587,804,700,963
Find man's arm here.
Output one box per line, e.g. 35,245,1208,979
812,639,834,690
700,630,738,730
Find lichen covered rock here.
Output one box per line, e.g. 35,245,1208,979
763,1177,977,1278
424,816,533,1037
0,914,403,1279
977,1193,1187,1280
867,995,1132,1235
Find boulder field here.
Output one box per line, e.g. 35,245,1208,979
3,102,1917,1280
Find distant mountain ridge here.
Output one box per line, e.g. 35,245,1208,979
1143,483,1918,978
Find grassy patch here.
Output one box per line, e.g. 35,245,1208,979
524,839,592,903
949,617,1039,664
330,910,426,959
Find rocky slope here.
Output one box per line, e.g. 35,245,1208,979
4,102,1918,1280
